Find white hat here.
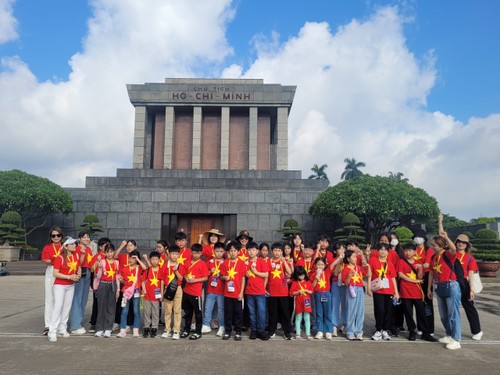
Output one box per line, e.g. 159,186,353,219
63,237,77,246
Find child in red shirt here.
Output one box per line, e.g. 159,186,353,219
292,233,304,264
201,242,226,336
312,257,335,340
220,241,247,341
175,232,192,268
142,251,162,338
245,241,270,340
290,266,313,340
180,244,209,340
48,237,81,342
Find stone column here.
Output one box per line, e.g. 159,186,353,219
133,106,147,169
249,107,258,170
220,107,230,169
163,106,174,169
192,107,202,169
276,107,289,170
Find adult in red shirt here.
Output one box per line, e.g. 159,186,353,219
368,243,399,341
428,217,461,350
220,241,247,341
236,230,252,262
199,229,226,262
455,234,482,340
181,244,209,340
41,226,63,335
244,242,270,340
48,237,81,342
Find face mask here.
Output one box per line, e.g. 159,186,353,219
390,239,399,247
413,237,424,245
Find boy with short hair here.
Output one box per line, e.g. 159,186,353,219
220,241,247,341
202,242,226,336
175,232,191,267
180,244,209,340
142,251,162,338
245,241,270,340
160,245,185,340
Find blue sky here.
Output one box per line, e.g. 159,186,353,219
1,0,499,220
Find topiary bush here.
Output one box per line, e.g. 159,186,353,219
0,211,26,246
472,228,500,261
394,227,414,246
334,213,366,245
278,218,304,241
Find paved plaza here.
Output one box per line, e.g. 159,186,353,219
1,263,499,375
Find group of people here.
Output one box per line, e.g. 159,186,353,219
41,216,483,350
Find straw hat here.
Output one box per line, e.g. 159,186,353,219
201,229,226,245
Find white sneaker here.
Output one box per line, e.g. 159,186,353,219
57,330,70,338
48,334,57,342
315,332,323,339
371,331,382,341
161,332,171,339
172,332,180,340
446,339,461,350
472,331,483,340
95,331,104,337
116,329,126,338
439,336,452,344
216,327,225,337
332,327,338,337
112,323,119,331
71,327,86,335
104,330,112,338
382,331,391,340
125,325,131,333
325,332,333,340
355,333,364,341
201,325,212,334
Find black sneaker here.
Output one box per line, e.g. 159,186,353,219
258,332,270,341
234,334,242,341
180,331,190,339
43,328,49,336
222,333,230,340
421,333,438,342
150,328,157,338
408,331,416,341
142,328,150,338
284,334,292,340
89,325,96,333
390,328,399,337
249,330,257,340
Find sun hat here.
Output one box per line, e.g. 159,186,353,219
236,230,253,242
201,229,226,245
63,237,77,246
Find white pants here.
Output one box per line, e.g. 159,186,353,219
44,266,55,327
49,284,75,335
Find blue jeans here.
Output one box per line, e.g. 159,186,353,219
436,281,462,341
331,282,347,329
121,296,140,329
245,294,266,332
314,292,333,333
345,286,365,337
203,293,224,327
69,270,91,330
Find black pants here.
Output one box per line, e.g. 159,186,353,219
373,293,393,331
182,292,202,334
268,296,292,335
224,297,243,335
461,280,481,335
402,298,431,334
422,272,434,333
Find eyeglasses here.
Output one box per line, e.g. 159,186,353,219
51,234,62,238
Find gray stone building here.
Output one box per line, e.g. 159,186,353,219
44,78,329,249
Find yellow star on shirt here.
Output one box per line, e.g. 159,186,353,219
187,272,194,280
107,268,116,278
238,254,248,262
351,273,361,283
159,258,165,267
149,274,159,287
413,253,422,261
433,263,442,274
317,278,327,289
87,253,93,264
227,267,237,280
406,271,417,281
127,274,136,283
68,260,78,273
376,268,385,278
271,268,282,279
178,254,186,265
168,272,175,283
247,269,256,278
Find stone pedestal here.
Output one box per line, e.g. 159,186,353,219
0,245,21,262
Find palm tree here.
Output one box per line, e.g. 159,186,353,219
308,163,329,182
341,158,366,180
388,171,408,182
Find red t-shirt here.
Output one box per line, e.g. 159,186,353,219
260,257,272,270
368,257,396,295
53,253,80,285
289,280,313,314
332,261,345,283
457,252,478,278
315,250,334,266
121,265,141,292
41,244,62,265
183,259,209,297
143,266,162,301
158,253,168,269
202,245,215,261
432,250,457,282
177,247,192,267
220,259,247,298
99,258,119,282
296,258,314,278
313,268,332,292
369,250,399,266
161,261,186,287
75,245,93,269
245,258,270,295
238,248,249,262
414,246,433,272
293,248,303,263
342,264,366,287
267,259,289,297
206,258,225,295
396,259,425,299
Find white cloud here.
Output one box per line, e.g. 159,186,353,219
222,6,500,220
0,0,17,43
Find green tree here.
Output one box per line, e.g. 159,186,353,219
0,170,73,239
0,211,25,246
278,218,304,241
77,214,104,237
309,175,439,243
471,228,500,261
470,217,498,225
341,158,366,180
394,227,413,247
333,213,366,244
388,171,408,182
441,214,468,228
308,164,329,183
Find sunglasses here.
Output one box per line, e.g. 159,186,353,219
51,234,62,238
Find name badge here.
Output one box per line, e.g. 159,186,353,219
134,288,140,298
321,294,328,303
154,288,161,300
210,277,218,287
227,281,235,293
304,298,311,308
382,278,390,289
